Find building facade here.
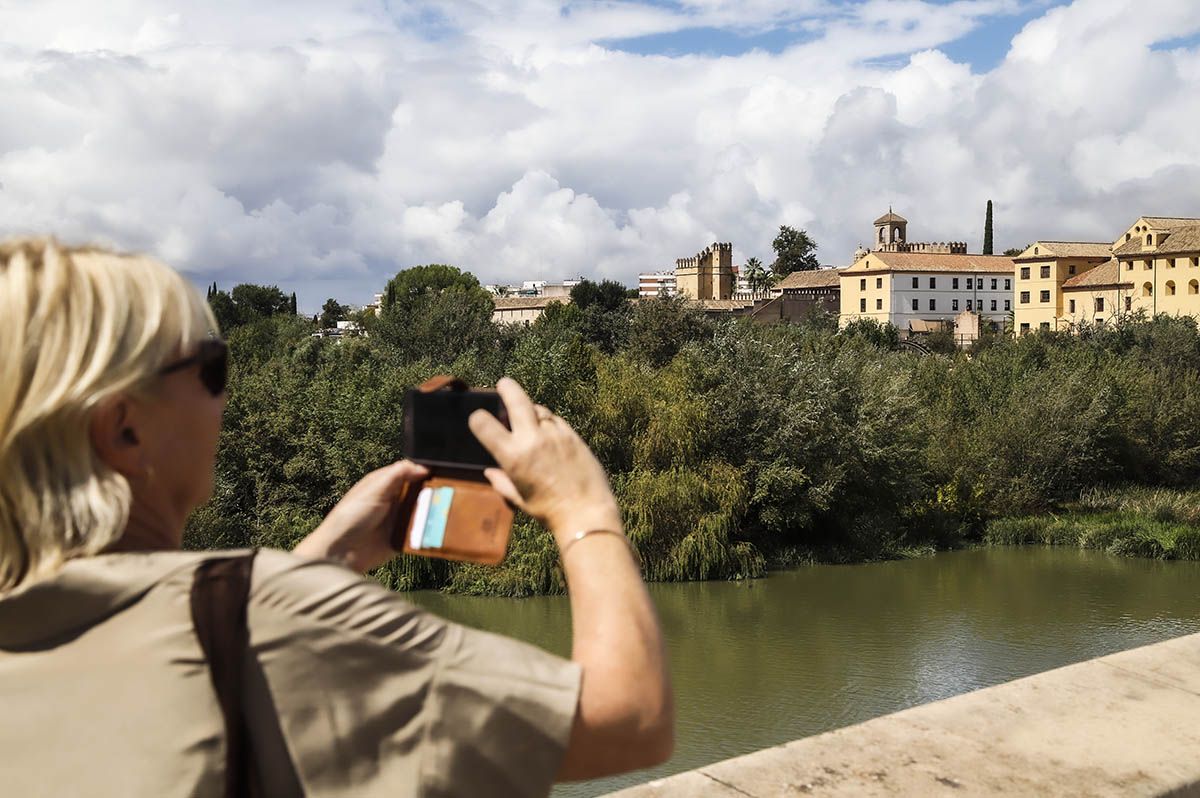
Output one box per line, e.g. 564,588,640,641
1110,216,1200,320
1012,242,1113,332
491,296,570,325
638,271,677,298
839,251,1015,332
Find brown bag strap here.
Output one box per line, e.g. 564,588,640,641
418,375,468,393
191,552,258,798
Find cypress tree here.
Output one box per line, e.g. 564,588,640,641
983,200,994,255
290,292,297,315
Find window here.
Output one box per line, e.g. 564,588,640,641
1040,322,1050,331
1124,261,1132,271
860,278,866,290
1142,282,1153,297
1020,323,1030,334
912,277,919,289
876,277,883,289
929,299,936,311
1192,258,1199,269
875,298,882,310
1068,265,1076,276
1040,265,1050,278
911,298,918,311
1020,267,1030,280
966,300,973,311
1146,233,1153,245
991,279,998,290
1191,280,1200,295
1125,296,1132,311
1144,259,1152,270
928,277,936,290
952,278,959,289
1069,299,1076,314
952,299,959,311
1167,280,1176,296
1020,291,1030,304
1004,279,1011,290
1170,259,1178,268
990,299,997,311
966,278,974,290
1095,297,1104,312
860,298,866,312
1040,290,1050,303
1004,299,1011,311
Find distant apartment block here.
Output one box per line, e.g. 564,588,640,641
638,271,677,298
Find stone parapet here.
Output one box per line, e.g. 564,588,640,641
605,631,1200,796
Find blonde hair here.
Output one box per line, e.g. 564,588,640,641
0,238,218,591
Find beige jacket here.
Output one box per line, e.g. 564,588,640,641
0,549,580,797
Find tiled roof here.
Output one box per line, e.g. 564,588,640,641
1061,260,1131,290
1141,216,1200,227
775,269,843,290
848,251,1015,274
873,211,907,225
492,296,571,310
1014,242,1112,260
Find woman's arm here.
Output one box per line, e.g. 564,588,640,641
468,379,674,779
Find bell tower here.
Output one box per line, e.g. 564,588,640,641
873,207,908,250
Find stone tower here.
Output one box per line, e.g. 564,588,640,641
675,242,734,301
874,208,908,247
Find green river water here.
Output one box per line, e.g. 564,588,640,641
408,546,1200,797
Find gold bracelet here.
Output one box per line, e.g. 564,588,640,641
560,528,634,559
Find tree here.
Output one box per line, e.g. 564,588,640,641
568,279,631,353
1002,246,1028,257
320,298,348,329
770,226,819,277
290,292,298,315
570,279,629,313
744,257,774,293
983,200,994,255
373,264,497,362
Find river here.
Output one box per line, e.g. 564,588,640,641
408,546,1200,797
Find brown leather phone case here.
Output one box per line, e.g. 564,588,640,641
392,376,515,565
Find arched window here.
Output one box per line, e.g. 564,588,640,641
1190,280,1198,295
1126,233,1131,242
1142,282,1153,297
1146,234,1153,245
1166,281,1176,296
879,228,885,243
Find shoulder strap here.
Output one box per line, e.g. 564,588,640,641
191,552,258,798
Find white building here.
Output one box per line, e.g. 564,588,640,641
839,251,1016,334
491,296,571,325
638,271,677,298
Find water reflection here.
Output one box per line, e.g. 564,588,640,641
408,547,1200,797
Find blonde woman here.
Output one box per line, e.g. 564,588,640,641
0,238,672,797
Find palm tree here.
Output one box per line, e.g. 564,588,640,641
744,257,773,294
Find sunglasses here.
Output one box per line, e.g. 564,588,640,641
158,338,229,396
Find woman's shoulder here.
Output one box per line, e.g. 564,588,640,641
247,549,451,654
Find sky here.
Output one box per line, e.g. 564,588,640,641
1,0,1199,311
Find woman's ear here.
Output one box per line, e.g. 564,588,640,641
89,396,145,477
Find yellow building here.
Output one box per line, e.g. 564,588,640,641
676,242,734,301
1012,242,1112,333
1059,260,1133,326
1111,216,1200,319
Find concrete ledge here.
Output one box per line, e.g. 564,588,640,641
606,632,1200,797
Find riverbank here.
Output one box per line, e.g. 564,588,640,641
985,486,1200,561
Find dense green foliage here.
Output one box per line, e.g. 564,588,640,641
185,269,1200,595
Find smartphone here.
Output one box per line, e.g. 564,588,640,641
402,388,509,477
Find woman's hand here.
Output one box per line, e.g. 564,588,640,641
293,460,429,573
468,378,622,544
